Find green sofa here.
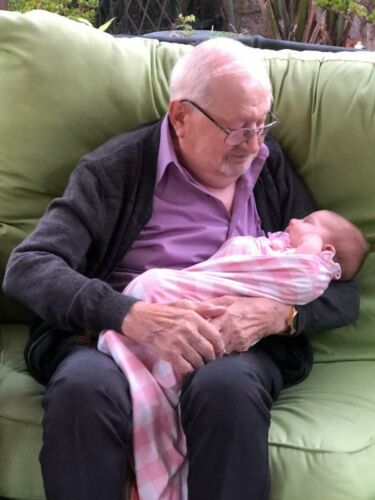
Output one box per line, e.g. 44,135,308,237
0,10,374,500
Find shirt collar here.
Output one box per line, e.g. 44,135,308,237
156,115,181,185
241,142,269,191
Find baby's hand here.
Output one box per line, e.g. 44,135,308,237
269,239,285,251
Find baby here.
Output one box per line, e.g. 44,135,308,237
123,210,368,306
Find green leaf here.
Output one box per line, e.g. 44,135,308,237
69,16,93,27
272,0,291,38
98,17,116,31
293,0,310,41
263,0,284,39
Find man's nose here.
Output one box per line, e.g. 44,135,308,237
240,133,259,152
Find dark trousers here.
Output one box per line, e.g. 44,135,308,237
40,344,284,500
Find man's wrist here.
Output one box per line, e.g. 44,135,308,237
285,306,298,336
121,299,143,334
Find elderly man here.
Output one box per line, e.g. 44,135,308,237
3,39,358,500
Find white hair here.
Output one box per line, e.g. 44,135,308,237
169,38,272,107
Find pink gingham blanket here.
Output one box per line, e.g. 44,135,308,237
125,233,341,305
98,233,341,500
98,331,187,500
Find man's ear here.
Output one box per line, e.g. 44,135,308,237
168,101,188,139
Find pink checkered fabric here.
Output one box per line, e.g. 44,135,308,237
98,232,341,500
98,331,188,500
125,233,341,305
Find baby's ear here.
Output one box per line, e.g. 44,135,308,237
324,243,336,253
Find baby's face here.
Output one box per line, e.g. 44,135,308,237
285,212,331,247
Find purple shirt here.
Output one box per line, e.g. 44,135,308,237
108,116,269,291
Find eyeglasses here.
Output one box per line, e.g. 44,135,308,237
181,99,279,146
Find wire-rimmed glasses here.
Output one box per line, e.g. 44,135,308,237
181,99,279,146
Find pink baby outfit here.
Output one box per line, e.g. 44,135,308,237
124,232,341,305
98,232,341,500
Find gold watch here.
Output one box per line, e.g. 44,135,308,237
286,306,298,336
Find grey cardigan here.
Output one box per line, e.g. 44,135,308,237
3,120,359,384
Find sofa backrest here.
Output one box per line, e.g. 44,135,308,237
0,10,374,362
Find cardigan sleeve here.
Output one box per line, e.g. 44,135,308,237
2,160,138,332
256,136,359,335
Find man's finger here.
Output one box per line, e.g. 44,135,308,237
179,343,206,369
205,296,236,307
192,302,227,319
172,356,195,378
194,316,225,357
189,334,216,362
172,299,226,318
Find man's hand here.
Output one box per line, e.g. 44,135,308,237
121,300,226,377
209,296,291,353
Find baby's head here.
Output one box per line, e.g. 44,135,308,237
286,210,369,280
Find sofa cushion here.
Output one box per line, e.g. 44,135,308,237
0,324,44,499
265,47,375,265
309,254,375,362
270,360,375,500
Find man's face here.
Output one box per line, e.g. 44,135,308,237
169,76,271,189
285,212,332,247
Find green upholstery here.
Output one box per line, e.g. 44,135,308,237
0,10,374,500
0,325,44,499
